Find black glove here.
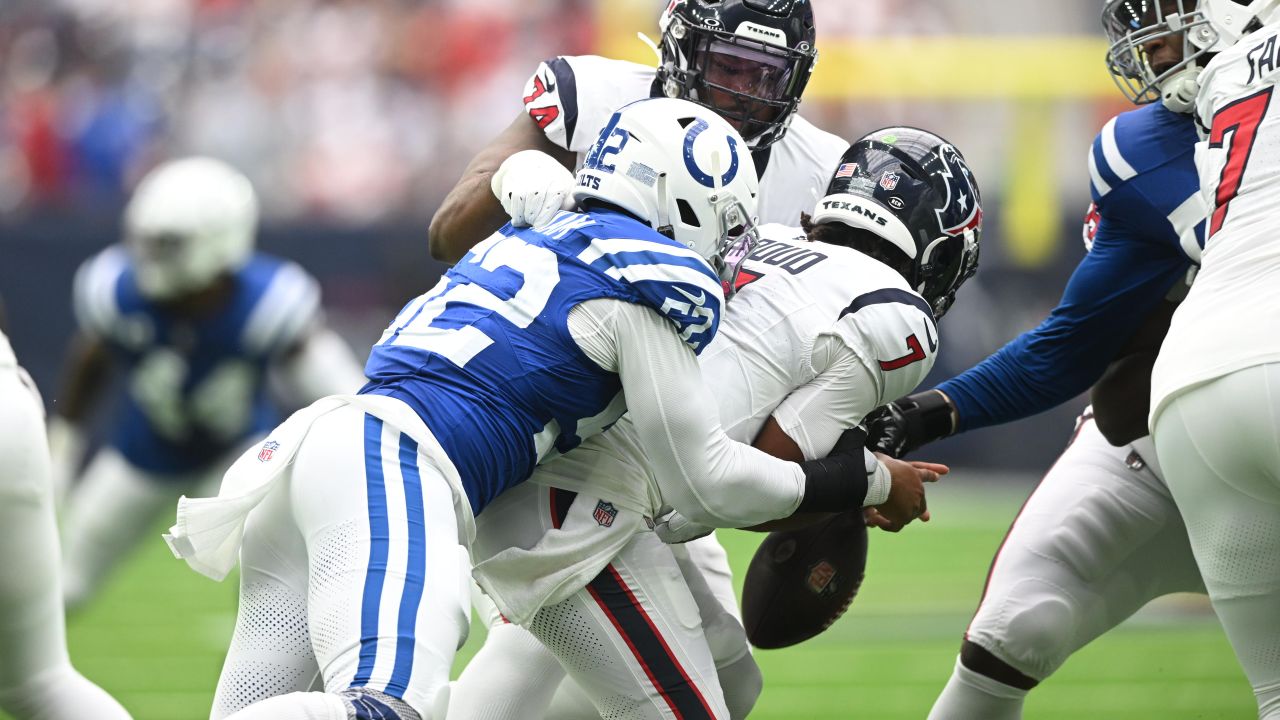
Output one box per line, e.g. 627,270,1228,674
864,390,957,458
795,425,871,514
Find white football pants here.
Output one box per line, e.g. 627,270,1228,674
451,483,756,720
61,446,229,609
1153,363,1280,719
930,412,1204,718
0,365,132,720
213,405,471,720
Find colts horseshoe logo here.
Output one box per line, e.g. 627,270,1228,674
683,119,741,189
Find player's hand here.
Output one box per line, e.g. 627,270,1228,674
864,390,958,458
491,150,575,228
653,508,714,544
868,455,946,532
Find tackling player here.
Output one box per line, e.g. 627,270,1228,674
167,100,927,720
863,2,1215,717
48,157,366,609
428,0,847,681
1151,2,1280,717
449,127,981,720
0,328,133,720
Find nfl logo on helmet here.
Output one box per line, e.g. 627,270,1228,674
257,440,280,463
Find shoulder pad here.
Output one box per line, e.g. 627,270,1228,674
835,288,937,404
571,221,725,354
523,55,656,153
72,247,130,340
241,259,321,356
1089,104,1198,201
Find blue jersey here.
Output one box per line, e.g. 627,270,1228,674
73,248,322,473
938,103,1204,431
361,209,723,515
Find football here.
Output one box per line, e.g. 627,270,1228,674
741,510,869,649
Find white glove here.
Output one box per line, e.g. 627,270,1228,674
653,508,715,545
491,150,576,228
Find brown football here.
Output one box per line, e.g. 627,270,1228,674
741,510,868,649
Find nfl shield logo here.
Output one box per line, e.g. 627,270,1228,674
879,171,900,191
257,440,280,463
593,501,618,528
806,560,837,596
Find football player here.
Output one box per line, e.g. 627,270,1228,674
168,100,928,720
0,328,133,720
1151,2,1280,717
429,0,846,686
48,157,366,609
449,127,981,720
427,0,846,265
863,2,1217,718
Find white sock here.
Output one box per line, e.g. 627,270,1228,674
448,623,567,720
223,691,347,720
927,656,1029,720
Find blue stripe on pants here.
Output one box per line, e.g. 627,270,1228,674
353,414,389,686
387,434,426,697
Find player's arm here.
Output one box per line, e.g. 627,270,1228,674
46,330,113,498
869,212,1189,457
427,113,576,262
571,298,933,528
271,325,369,404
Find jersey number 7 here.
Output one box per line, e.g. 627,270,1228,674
1207,86,1274,239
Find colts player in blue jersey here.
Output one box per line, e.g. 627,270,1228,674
48,157,366,610
865,3,1215,718
170,99,896,720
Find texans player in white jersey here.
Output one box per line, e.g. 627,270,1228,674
48,157,366,609
166,100,919,720
1152,2,1280,716
427,0,846,265
0,328,133,720
448,128,980,720
865,4,1221,718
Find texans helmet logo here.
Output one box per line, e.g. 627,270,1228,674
934,143,982,237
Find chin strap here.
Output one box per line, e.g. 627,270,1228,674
1161,65,1202,114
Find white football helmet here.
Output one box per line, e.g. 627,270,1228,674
124,157,258,300
1193,0,1280,51
571,98,760,292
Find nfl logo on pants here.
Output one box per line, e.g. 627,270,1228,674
593,501,618,527
257,440,280,463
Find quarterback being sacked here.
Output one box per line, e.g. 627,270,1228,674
863,3,1213,718
1152,2,1280,717
449,128,979,720
168,100,905,720
49,157,365,609
0,330,132,720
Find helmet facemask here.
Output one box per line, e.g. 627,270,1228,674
658,1,817,149
1103,0,1216,111
916,227,980,319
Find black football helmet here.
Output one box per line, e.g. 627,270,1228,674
656,0,817,150
810,127,982,319
1102,0,1215,112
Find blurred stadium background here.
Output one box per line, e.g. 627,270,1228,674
0,0,1248,718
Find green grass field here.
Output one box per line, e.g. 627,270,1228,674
37,477,1254,719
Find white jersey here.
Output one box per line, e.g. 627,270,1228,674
1151,24,1280,420
523,55,849,227
534,223,938,510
